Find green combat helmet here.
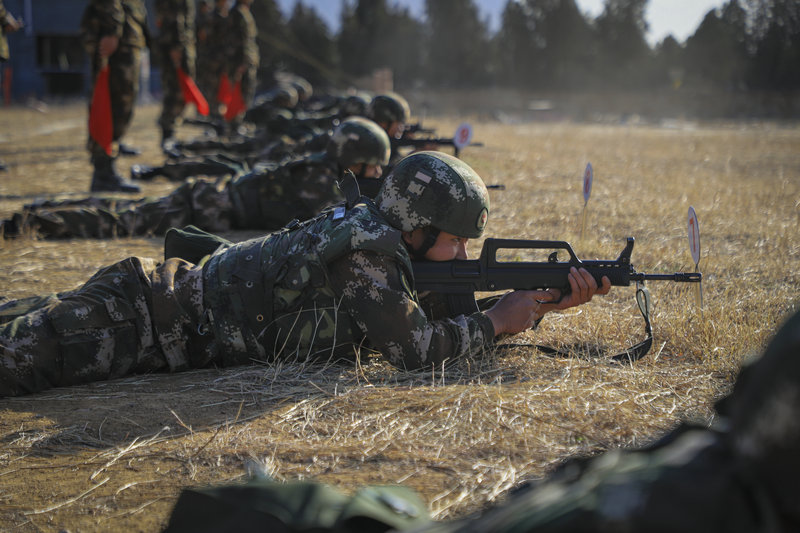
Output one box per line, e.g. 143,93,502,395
326,117,391,168
367,92,411,125
376,151,490,239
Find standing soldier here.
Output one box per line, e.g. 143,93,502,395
196,0,230,119
0,0,21,172
226,0,259,123
154,0,196,147
80,0,148,193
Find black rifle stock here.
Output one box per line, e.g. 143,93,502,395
412,237,701,359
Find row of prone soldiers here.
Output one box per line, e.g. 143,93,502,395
2,90,426,240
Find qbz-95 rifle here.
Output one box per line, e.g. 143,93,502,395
412,237,701,361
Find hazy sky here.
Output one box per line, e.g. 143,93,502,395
275,0,727,46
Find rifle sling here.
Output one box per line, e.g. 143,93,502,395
498,285,654,363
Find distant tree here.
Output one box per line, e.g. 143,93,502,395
745,0,800,90
684,1,748,90
338,0,392,79
381,7,427,90
494,0,538,87
652,35,685,89
250,0,288,88
424,0,492,88
537,0,596,90
594,0,652,89
283,3,340,87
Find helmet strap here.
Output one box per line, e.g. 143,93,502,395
408,226,440,260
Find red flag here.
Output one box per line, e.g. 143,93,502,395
177,67,209,116
217,73,232,106
224,79,246,121
88,64,113,156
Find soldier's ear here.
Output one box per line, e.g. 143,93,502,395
401,230,415,246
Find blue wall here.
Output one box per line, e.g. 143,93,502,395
2,0,159,101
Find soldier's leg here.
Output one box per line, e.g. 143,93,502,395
88,49,142,193
0,257,166,397
158,50,185,146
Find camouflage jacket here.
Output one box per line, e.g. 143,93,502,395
154,0,195,55
0,1,10,62
227,2,259,71
228,153,343,230
80,0,148,54
202,200,496,370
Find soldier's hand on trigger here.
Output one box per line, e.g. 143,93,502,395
484,289,556,336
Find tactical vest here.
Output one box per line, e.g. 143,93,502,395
202,200,414,366
228,154,341,230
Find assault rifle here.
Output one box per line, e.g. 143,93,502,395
392,136,484,158
404,122,436,135
412,237,701,361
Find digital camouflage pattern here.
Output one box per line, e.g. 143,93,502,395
0,199,497,396
0,0,13,62
80,0,148,158
226,0,259,114
201,198,496,369
367,92,411,125
196,0,229,117
376,151,490,239
1,154,342,239
154,0,196,136
325,117,391,168
0,257,210,396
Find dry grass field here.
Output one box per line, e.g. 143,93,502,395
0,101,798,532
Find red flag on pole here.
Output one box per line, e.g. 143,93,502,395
88,64,113,156
177,67,209,116
224,79,246,121
217,73,232,107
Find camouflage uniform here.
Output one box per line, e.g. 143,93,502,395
80,0,148,162
154,0,196,141
1,155,340,239
226,0,259,118
0,198,495,396
0,0,13,62
195,0,229,118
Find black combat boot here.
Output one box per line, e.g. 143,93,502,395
118,143,141,156
90,154,141,193
130,164,162,181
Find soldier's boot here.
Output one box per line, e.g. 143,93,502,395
90,154,141,193
130,164,163,182
161,126,175,148
118,143,141,157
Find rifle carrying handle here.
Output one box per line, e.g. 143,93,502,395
483,239,581,266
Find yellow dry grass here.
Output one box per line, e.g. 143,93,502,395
0,102,798,532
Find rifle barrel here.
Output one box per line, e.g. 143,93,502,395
631,272,702,282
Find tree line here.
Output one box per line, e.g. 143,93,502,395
251,0,800,96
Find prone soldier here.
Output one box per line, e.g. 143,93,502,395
1,118,391,240
0,151,610,396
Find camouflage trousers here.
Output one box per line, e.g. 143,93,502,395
88,46,141,159
158,48,196,134
0,257,214,397
5,178,236,239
